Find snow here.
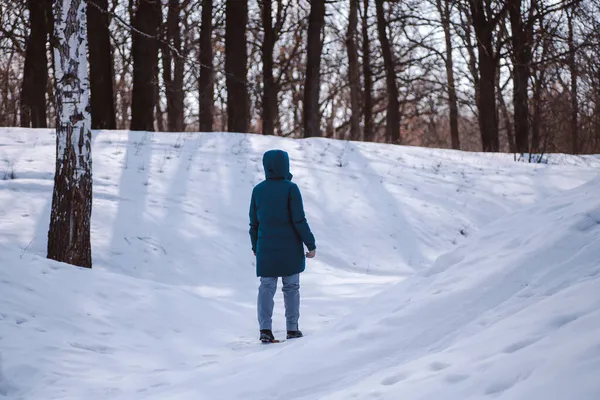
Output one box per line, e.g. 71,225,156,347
0,127,599,399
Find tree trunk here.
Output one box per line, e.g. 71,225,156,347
261,0,276,135
567,9,578,154
346,0,361,141
436,0,459,149
361,0,374,142
130,0,161,131
531,70,544,154
87,0,116,130
198,0,213,132
48,0,93,268
509,0,534,154
375,0,400,144
162,0,185,132
303,0,326,138
469,1,500,152
21,0,51,128
497,74,515,153
225,0,249,133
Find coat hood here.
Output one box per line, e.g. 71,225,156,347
263,149,293,180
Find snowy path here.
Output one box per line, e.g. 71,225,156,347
0,128,599,399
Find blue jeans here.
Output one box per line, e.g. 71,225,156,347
257,274,300,331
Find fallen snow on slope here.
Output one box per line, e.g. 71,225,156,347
0,128,598,399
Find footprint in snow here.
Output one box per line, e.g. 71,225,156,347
502,337,540,354
381,373,407,386
429,361,451,371
548,313,580,329
68,342,113,354
445,374,469,384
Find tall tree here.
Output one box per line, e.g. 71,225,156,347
162,0,185,132
375,0,401,144
260,0,288,135
361,0,374,142
508,0,536,154
261,0,276,135
130,0,161,131
567,6,579,154
20,0,51,128
87,0,116,129
198,0,213,132
303,0,326,138
467,0,507,152
225,0,249,133
346,0,361,140
48,0,93,268
435,0,460,149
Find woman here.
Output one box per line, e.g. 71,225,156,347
249,149,317,343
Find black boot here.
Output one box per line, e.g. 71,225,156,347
260,329,275,343
286,330,303,339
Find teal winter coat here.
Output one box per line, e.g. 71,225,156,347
249,150,316,277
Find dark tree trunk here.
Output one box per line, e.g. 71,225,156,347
497,74,515,153
162,0,185,132
225,0,249,133
436,0,459,149
198,0,213,132
87,0,116,130
21,0,51,128
303,0,326,138
531,33,550,154
130,0,161,131
346,0,361,141
567,9,578,154
469,1,501,152
375,0,400,144
361,0,374,142
509,0,534,154
531,71,544,154
261,0,276,135
48,0,93,268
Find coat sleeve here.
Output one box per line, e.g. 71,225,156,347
289,184,316,251
249,189,259,253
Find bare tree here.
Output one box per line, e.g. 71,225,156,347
87,0,116,129
260,0,290,135
435,0,460,149
303,0,325,138
20,0,52,128
130,0,161,131
48,0,93,268
375,0,400,144
346,0,361,140
567,5,579,154
225,0,249,133
199,0,213,132
361,0,374,142
162,0,185,132
466,0,507,151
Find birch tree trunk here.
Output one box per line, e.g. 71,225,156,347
47,0,93,268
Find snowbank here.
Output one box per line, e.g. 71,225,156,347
0,128,598,399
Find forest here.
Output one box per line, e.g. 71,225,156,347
1,0,600,154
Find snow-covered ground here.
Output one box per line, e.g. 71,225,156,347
0,128,599,400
